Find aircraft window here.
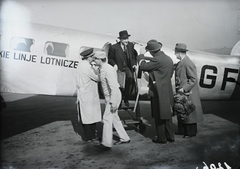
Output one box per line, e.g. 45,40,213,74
44,41,69,57
11,37,35,52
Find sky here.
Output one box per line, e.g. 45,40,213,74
1,0,240,54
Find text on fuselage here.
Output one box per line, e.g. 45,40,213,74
0,50,78,69
200,65,239,90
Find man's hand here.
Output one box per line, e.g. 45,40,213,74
132,65,137,72
114,64,118,71
91,61,100,74
110,104,118,113
178,88,184,93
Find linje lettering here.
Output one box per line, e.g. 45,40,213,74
14,52,37,63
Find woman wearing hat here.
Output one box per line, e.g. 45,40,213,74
108,30,137,107
138,40,175,144
174,43,204,138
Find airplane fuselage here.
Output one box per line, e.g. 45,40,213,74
1,21,240,100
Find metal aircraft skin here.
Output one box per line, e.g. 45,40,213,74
1,21,240,101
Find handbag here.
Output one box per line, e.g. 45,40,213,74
172,91,196,121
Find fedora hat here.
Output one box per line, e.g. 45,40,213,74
118,30,131,39
148,39,163,47
175,43,188,52
145,40,161,52
80,48,94,58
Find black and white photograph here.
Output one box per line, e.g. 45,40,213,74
1,0,240,168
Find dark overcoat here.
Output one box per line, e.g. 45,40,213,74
175,56,204,124
138,51,174,122
108,42,136,71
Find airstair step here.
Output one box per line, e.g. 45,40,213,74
123,119,139,124
118,106,134,111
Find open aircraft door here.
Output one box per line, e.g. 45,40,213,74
101,42,111,59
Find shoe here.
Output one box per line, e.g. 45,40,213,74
95,144,111,151
85,137,99,143
152,138,167,144
183,134,196,138
85,139,94,143
114,140,130,145
167,138,175,142
91,138,101,144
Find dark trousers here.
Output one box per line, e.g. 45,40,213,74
123,67,134,102
155,119,174,142
82,123,97,141
178,121,197,136
151,97,174,141
77,102,97,141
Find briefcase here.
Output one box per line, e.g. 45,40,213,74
117,70,126,89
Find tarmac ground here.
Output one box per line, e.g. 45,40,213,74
0,93,240,169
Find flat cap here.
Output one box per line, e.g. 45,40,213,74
93,51,107,59
80,48,94,58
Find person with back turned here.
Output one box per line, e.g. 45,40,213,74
138,40,175,144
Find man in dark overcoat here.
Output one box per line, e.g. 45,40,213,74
174,43,204,138
108,30,137,106
138,40,175,144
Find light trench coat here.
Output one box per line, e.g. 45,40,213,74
76,60,101,124
100,63,121,108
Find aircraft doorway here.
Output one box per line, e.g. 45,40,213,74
79,42,111,60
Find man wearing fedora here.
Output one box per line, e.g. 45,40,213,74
76,48,102,142
108,30,137,107
174,43,204,138
138,40,175,144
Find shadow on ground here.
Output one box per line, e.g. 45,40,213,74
1,94,240,140
1,94,240,168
